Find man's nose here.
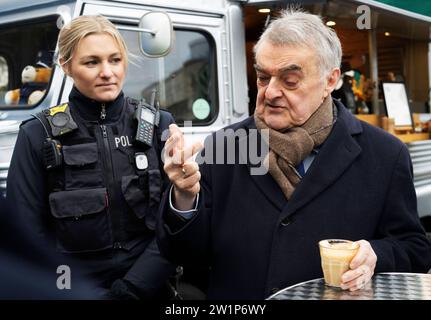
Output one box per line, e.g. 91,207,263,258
99,62,113,78
265,77,282,100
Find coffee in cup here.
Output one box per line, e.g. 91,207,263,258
319,239,359,288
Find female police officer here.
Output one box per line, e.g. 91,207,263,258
7,15,176,299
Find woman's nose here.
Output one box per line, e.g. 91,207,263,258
99,62,113,78
265,77,282,100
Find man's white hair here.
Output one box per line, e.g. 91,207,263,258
254,8,342,77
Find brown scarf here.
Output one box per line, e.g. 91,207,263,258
254,96,336,199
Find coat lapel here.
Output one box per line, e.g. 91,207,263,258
238,122,287,211
238,101,363,216
281,104,363,219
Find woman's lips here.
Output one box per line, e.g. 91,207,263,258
96,83,116,87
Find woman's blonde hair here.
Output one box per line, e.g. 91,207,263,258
58,15,128,68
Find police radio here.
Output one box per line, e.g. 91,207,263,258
33,113,63,170
134,90,159,147
43,138,63,170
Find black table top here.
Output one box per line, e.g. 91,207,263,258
267,273,431,300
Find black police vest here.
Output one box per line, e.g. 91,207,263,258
43,98,169,253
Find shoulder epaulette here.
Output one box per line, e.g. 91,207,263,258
126,97,140,108
20,116,37,127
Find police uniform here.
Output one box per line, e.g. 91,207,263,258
7,87,176,298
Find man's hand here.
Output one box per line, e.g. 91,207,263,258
163,124,203,211
340,240,377,291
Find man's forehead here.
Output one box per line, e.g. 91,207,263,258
255,41,315,72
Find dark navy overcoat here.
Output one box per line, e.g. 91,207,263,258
158,100,431,299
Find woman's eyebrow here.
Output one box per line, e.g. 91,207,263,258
79,55,99,61
79,52,121,61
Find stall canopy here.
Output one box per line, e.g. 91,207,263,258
375,0,431,18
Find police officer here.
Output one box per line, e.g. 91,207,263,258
7,15,176,299
0,197,97,299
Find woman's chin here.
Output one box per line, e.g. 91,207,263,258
95,91,119,102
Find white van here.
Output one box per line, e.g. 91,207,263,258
0,0,251,196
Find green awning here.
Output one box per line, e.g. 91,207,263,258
376,0,431,17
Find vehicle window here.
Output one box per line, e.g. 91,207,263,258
120,28,218,126
0,16,59,109
0,56,8,104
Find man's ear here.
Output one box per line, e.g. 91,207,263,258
323,68,341,98
59,58,70,77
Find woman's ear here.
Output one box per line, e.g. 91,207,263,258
59,58,70,77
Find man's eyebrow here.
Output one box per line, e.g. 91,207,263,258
254,64,302,74
279,64,302,74
254,64,266,73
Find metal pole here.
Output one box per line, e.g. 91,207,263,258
368,13,379,114
428,38,431,112
158,58,166,107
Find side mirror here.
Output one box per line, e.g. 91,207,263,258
139,11,173,58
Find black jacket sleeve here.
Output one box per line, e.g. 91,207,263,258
6,120,53,242
157,139,213,268
370,144,431,273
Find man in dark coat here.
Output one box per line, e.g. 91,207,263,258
157,8,431,299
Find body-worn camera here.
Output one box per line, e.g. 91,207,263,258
35,103,78,170
44,103,78,137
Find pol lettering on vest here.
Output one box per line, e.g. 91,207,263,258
115,135,133,148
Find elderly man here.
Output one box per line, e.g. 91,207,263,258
157,9,431,299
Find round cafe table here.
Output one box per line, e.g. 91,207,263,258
267,273,431,300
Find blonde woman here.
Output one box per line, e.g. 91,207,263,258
8,15,176,299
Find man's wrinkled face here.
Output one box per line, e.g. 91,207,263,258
254,41,339,131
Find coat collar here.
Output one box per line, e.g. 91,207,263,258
69,86,125,123
239,99,363,215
